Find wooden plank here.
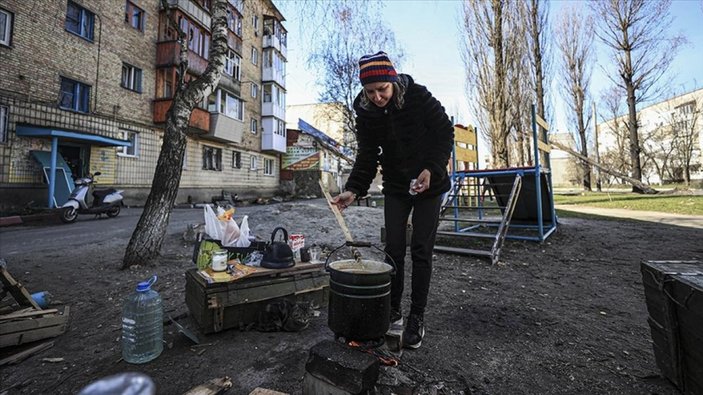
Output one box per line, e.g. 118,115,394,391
0,308,59,321
0,267,41,310
0,322,68,347
0,306,69,334
0,341,54,366
182,376,233,395
535,114,550,131
537,140,551,153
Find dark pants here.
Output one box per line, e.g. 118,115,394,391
384,193,442,317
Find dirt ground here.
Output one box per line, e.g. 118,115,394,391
0,199,701,394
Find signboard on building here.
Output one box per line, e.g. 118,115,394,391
282,146,320,171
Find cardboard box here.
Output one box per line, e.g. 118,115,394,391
641,260,703,394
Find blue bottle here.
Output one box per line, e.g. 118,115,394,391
122,275,163,364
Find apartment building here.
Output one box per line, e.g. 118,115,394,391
597,88,702,186
0,0,287,210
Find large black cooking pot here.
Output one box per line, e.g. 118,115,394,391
326,242,396,341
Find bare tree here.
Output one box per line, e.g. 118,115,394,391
598,86,630,180
462,0,521,168
591,0,684,193
525,0,550,165
279,1,399,154
669,100,701,185
122,0,228,268
555,5,595,191
505,6,532,167
308,4,403,154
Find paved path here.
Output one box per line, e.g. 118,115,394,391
555,205,703,229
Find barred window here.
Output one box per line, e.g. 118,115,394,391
202,146,222,171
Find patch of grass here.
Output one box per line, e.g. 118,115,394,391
553,192,703,216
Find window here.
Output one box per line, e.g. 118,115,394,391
121,63,142,92
226,7,242,36
156,69,173,98
0,105,8,143
65,1,95,41
251,83,258,98
208,89,243,120
252,14,259,32
224,49,241,80
125,1,144,31
250,155,258,170
264,158,274,176
179,16,209,59
251,118,258,134
59,77,90,113
251,46,258,65
0,8,13,46
118,131,139,157
232,151,241,169
676,101,696,116
202,146,222,171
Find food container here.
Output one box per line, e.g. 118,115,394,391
210,250,228,272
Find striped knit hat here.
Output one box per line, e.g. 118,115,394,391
358,51,398,86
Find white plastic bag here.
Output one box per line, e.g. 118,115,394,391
203,205,223,241
203,205,241,246
235,215,251,248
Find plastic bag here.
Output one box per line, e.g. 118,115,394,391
235,215,252,248
204,205,223,240
203,206,241,246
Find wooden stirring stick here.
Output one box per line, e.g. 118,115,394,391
318,180,362,262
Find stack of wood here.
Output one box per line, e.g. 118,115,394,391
0,263,70,366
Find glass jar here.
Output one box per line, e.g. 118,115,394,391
211,250,228,271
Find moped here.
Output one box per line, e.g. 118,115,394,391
60,172,124,224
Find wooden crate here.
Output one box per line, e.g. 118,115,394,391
641,260,703,394
185,264,329,334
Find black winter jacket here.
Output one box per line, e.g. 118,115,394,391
344,74,454,198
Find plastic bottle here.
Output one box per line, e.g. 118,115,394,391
122,275,163,364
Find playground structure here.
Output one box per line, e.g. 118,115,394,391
435,105,557,264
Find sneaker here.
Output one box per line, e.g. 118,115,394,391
403,314,425,349
389,308,403,331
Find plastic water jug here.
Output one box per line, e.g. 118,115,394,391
122,275,163,364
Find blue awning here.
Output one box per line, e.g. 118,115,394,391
297,118,353,162
16,125,131,147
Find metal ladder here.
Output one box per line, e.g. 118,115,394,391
434,173,522,265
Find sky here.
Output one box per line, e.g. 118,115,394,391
280,0,703,144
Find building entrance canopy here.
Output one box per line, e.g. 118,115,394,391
16,125,131,208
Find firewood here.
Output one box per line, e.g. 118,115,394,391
182,377,233,395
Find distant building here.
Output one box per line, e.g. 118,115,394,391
597,88,702,186
549,132,580,187
0,0,288,210
286,102,348,144
282,119,352,196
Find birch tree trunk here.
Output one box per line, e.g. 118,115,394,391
122,0,228,268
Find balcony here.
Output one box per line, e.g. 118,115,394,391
262,66,285,87
261,117,286,153
153,99,210,132
167,0,211,28
156,41,208,76
263,34,287,59
261,131,286,153
262,102,285,120
203,113,245,144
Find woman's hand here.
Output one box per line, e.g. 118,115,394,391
411,169,432,194
331,191,357,212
